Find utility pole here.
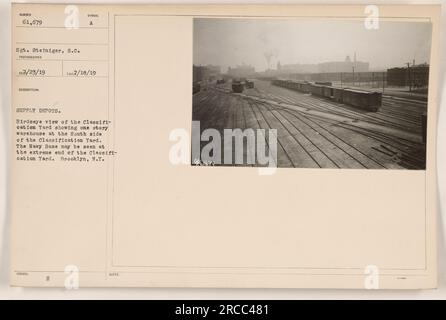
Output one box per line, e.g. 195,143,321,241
406,62,412,92
382,71,385,93
352,66,355,86
340,72,343,88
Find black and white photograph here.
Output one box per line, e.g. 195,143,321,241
192,18,432,169
3,0,445,298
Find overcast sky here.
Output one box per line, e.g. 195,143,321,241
193,18,432,72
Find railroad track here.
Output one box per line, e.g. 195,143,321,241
193,82,426,169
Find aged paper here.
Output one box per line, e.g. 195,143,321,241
10,3,439,288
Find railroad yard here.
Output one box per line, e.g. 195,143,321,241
192,79,427,169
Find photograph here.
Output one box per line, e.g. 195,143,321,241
192,18,432,169
4,1,444,300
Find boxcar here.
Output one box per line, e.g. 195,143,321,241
315,81,333,86
309,84,325,97
332,87,344,103
322,86,334,99
300,82,311,93
288,81,298,90
245,80,255,89
232,81,244,93
271,79,381,112
340,88,381,112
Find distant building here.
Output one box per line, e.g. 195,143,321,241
227,64,256,78
318,54,369,73
387,63,429,88
193,64,221,82
275,53,369,75
280,63,319,74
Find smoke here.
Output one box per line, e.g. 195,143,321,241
263,49,279,70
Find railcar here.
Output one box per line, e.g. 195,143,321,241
340,88,381,112
271,80,382,112
332,87,344,103
245,80,255,89
315,81,333,86
232,81,244,93
309,84,325,97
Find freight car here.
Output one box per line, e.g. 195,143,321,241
315,81,333,86
300,82,312,93
332,87,344,102
322,86,334,99
232,81,244,93
271,80,381,112
245,79,255,89
340,88,381,112
309,84,325,97
272,79,311,93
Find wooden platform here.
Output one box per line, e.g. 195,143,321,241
192,80,426,169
